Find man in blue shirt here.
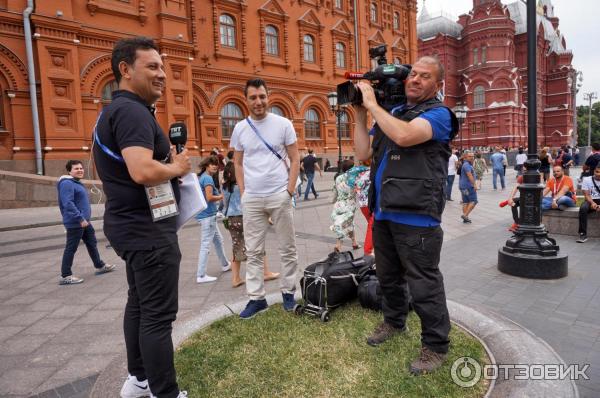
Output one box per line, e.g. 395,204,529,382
490,146,506,190
354,56,457,375
458,152,478,223
57,160,115,285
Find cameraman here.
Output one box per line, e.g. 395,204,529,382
354,56,458,375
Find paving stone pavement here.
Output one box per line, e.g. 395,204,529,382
1,168,599,397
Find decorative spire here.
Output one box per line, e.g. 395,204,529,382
418,0,430,22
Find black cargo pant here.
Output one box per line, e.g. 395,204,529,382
579,199,600,235
118,242,181,398
373,220,450,354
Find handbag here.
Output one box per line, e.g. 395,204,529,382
246,117,301,189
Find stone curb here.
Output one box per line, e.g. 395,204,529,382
91,297,578,398
449,301,579,398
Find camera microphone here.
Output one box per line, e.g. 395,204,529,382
344,72,366,80
169,122,187,154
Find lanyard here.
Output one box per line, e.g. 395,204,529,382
552,177,564,196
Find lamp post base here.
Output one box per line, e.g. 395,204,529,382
498,249,568,279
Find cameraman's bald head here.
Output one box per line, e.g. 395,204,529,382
414,56,445,82
405,56,444,104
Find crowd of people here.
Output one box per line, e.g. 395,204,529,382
447,142,600,242
52,36,598,397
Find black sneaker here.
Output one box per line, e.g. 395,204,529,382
577,233,588,243
366,322,407,346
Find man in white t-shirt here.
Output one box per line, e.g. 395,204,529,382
232,78,300,319
446,149,458,201
577,165,600,243
515,148,528,177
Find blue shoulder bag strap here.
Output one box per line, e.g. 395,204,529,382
246,117,285,163
93,111,125,163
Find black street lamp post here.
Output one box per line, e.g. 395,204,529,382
497,0,567,279
453,105,468,153
327,92,344,175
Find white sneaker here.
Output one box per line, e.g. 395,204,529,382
196,275,217,283
120,374,151,398
222,262,232,272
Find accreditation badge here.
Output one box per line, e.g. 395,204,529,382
145,181,179,222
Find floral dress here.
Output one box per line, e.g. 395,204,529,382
330,166,368,240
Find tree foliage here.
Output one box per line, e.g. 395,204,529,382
577,102,600,146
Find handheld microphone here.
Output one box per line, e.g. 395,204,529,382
169,122,187,154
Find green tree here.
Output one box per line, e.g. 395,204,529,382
577,102,600,146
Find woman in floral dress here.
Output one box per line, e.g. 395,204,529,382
353,161,373,256
330,160,365,251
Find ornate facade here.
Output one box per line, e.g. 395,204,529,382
0,0,417,175
418,0,575,149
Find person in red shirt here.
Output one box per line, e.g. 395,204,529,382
542,165,576,210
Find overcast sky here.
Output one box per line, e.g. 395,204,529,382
417,0,600,105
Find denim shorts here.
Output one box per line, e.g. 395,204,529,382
461,187,478,204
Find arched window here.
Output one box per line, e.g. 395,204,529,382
370,3,378,23
269,105,285,117
303,35,315,63
335,0,343,10
265,25,279,56
304,108,320,139
393,12,400,30
335,42,346,68
481,46,487,64
473,47,479,65
474,86,486,109
101,80,119,103
219,14,236,48
221,103,243,138
339,110,351,139
394,57,401,65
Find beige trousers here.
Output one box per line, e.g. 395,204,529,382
241,190,298,300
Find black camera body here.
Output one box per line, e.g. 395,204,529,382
336,45,411,110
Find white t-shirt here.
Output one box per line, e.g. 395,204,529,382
516,153,528,165
582,176,600,200
448,154,458,176
231,113,297,197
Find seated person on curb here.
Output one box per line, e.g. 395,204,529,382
577,165,600,243
501,165,527,232
542,165,576,211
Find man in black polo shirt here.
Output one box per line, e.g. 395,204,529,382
93,37,191,398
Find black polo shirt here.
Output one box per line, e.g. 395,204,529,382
93,90,180,251
302,155,318,174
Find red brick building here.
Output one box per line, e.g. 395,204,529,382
0,0,418,175
418,0,575,149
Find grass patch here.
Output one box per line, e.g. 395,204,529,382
175,302,489,398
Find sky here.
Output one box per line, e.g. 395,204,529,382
416,0,600,106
